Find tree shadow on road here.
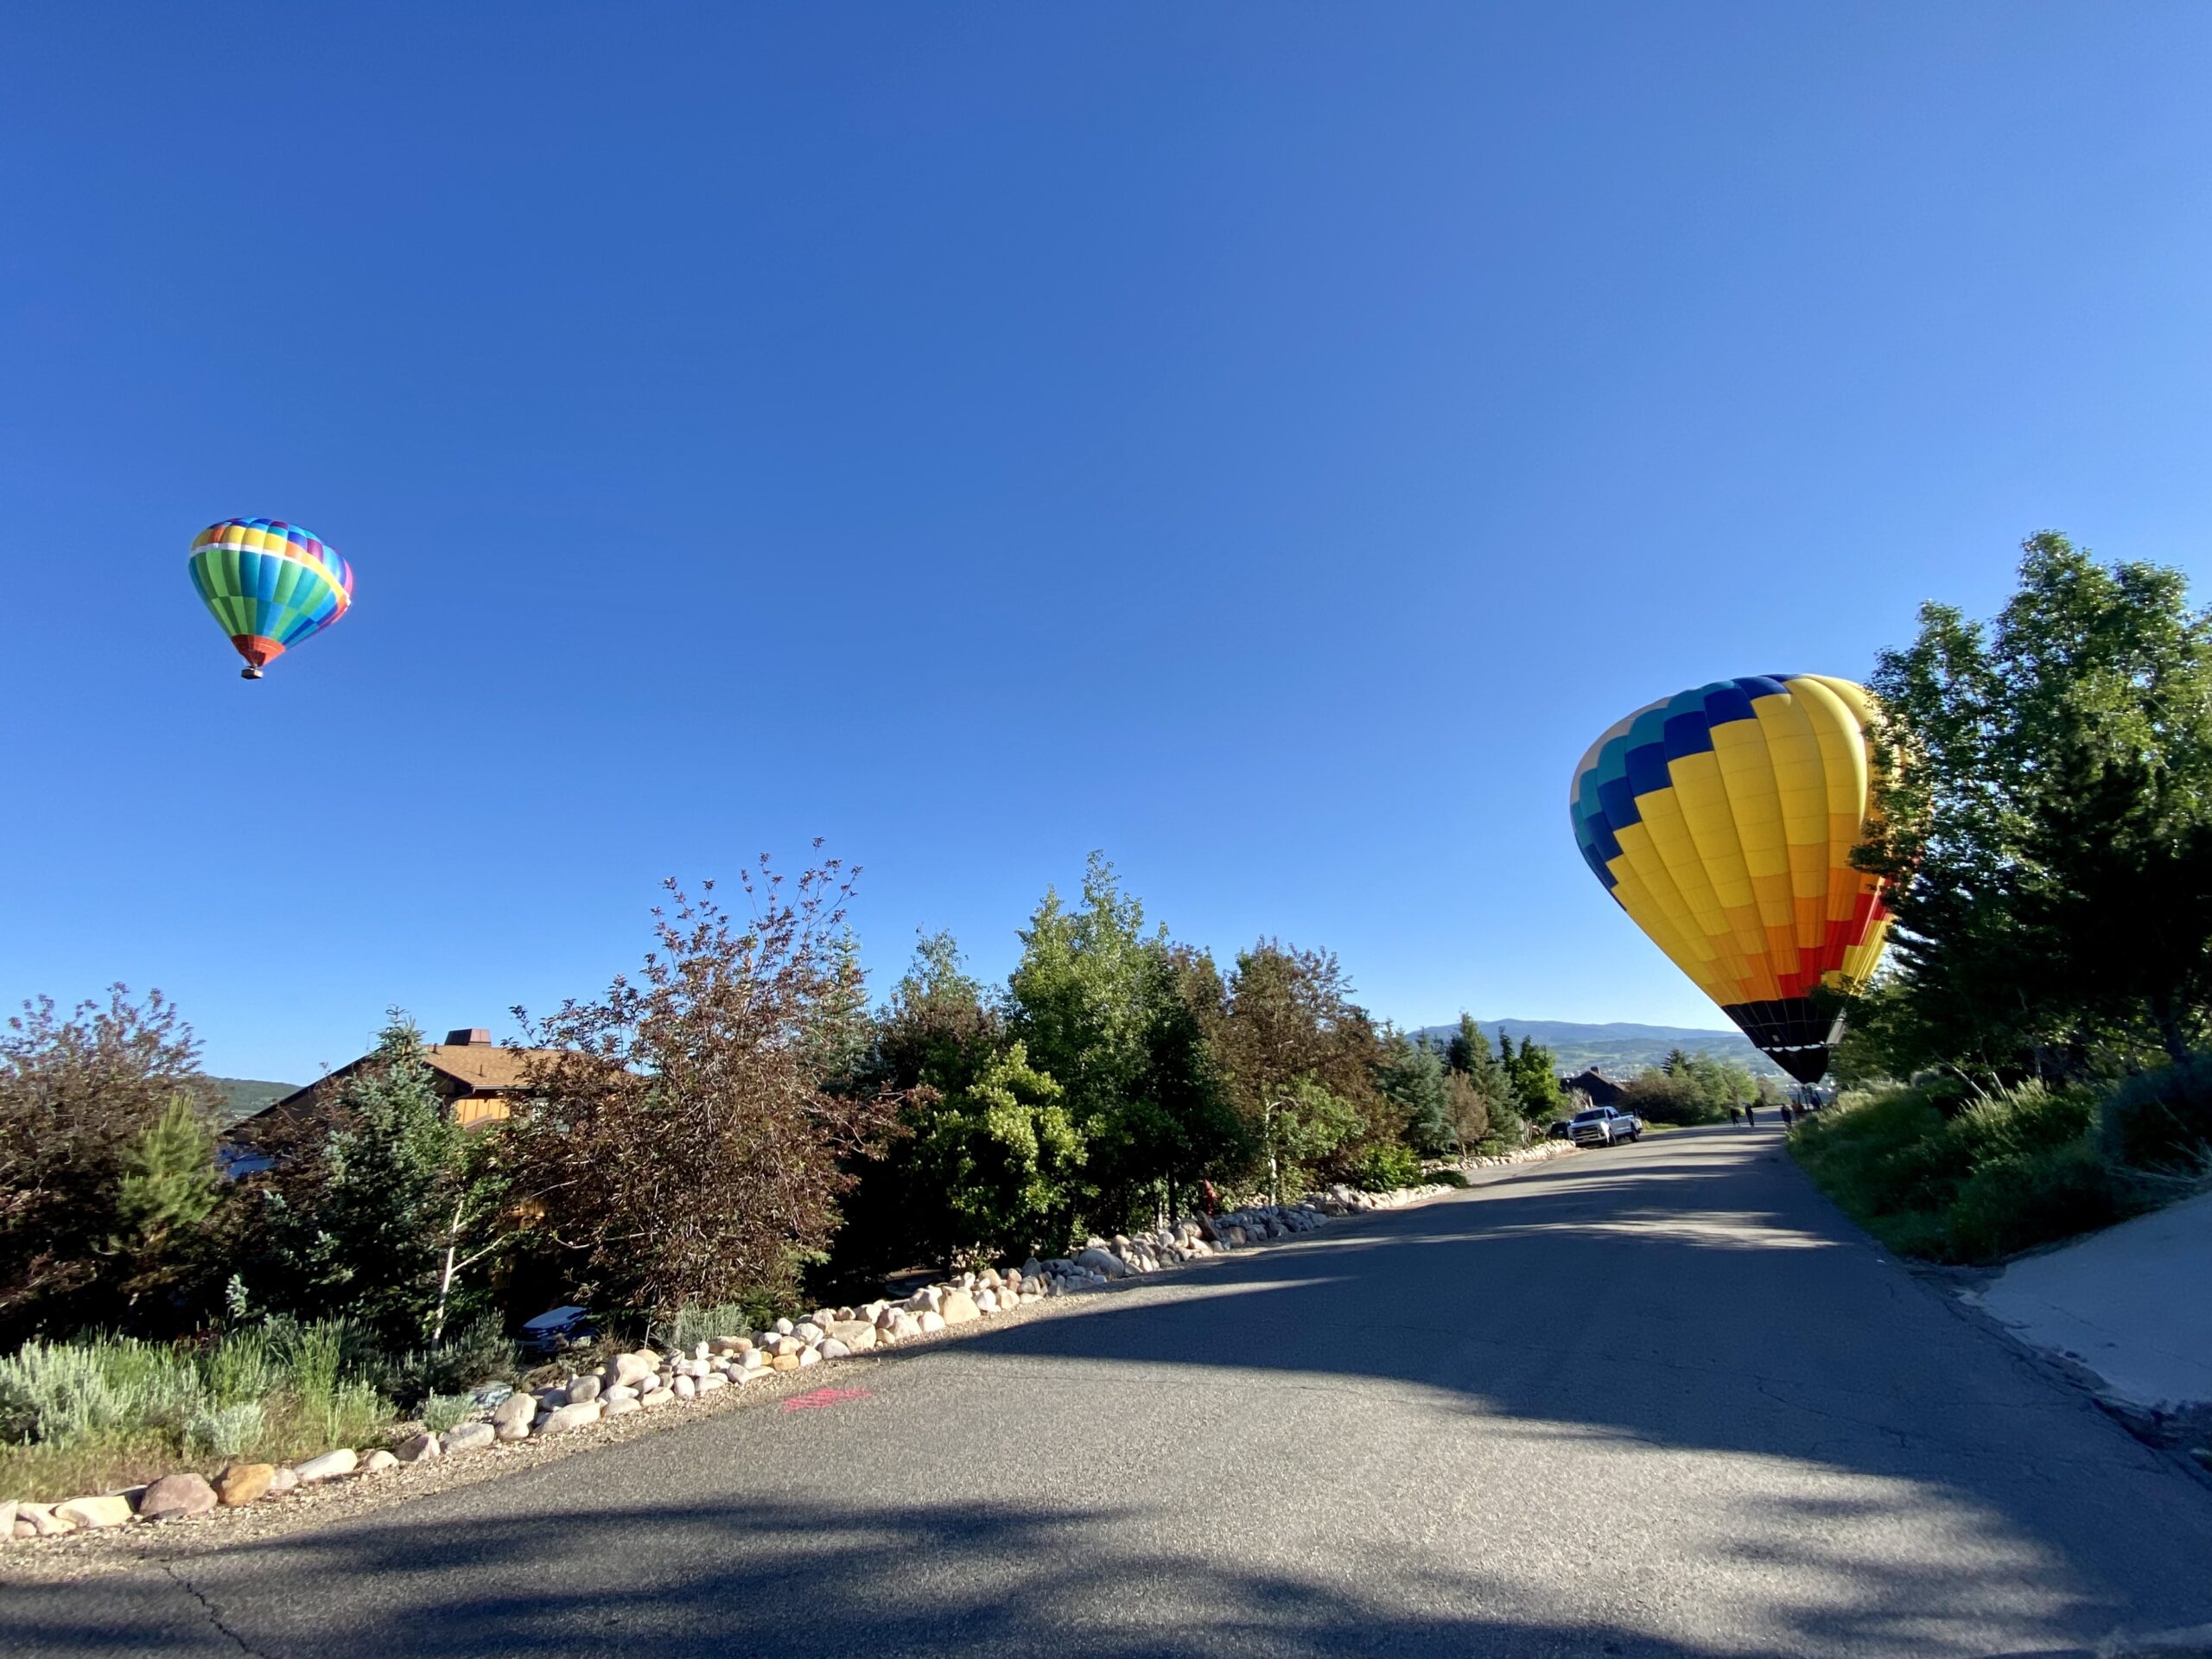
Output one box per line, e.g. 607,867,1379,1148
0,1491,2127,1658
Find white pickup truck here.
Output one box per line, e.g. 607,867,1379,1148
1568,1105,1642,1147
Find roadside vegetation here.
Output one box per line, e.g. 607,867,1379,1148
1798,534,2212,1261
1,855,1570,1498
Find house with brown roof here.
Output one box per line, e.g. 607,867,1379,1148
1559,1066,1627,1107
255,1027,556,1129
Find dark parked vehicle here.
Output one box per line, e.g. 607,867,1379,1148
519,1305,597,1357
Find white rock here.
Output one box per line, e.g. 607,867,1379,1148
793,1321,825,1344
566,1374,602,1405
443,1421,496,1453
797,1346,820,1367
697,1371,728,1392
536,1401,604,1434
1076,1248,1128,1279
492,1393,536,1431
918,1309,946,1333
295,1448,359,1483
639,1386,676,1408
604,1396,641,1417
818,1338,851,1359
359,1449,399,1474
975,1288,1001,1313
396,1432,441,1464
602,1383,638,1405
772,1318,795,1336
611,1351,660,1389
674,1374,697,1398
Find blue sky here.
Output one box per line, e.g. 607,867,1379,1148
4,4,2209,1083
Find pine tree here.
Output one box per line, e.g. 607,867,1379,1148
110,1095,220,1308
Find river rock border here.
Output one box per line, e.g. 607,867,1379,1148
4,1153,1573,1548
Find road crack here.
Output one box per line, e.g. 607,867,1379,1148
160,1558,267,1658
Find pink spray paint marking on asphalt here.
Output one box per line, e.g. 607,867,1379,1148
781,1386,872,1414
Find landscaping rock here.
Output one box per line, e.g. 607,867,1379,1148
566,1374,602,1405
137,1473,217,1522
741,1348,766,1370
0,1501,14,1536
974,1288,1001,1313
673,1374,697,1398
56,1493,134,1529
495,1420,530,1443
698,1370,728,1391
217,1464,276,1506
639,1386,677,1409
359,1449,399,1474
268,1466,299,1497
537,1401,604,1435
604,1395,641,1417
797,1346,820,1367
939,1288,982,1324
829,1320,877,1351
610,1351,660,1389
16,1502,72,1537
709,1335,753,1356
396,1432,441,1465
772,1352,802,1372
772,1318,795,1335
444,1421,497,1454
493,1392,537,1432
918,1309,947,1333
1076,1248,1128,1279
295,1449,359,1484
602,1383,638,1405
818,1338,851,1359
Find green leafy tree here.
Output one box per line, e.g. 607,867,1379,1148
1493,1033,1562,1137
1220,941,1389,1199
1861,533,2212,1077
918,1041,1085,1264
1007,854,1245,1228
821,931,1014,1289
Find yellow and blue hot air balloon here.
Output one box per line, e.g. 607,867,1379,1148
188,518,353,680
1568,674,1894,1084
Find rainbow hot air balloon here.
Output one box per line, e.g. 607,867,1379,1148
1568,674,1894,1084
187,518,354,680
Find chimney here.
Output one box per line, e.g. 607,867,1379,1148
444,1027,493,1046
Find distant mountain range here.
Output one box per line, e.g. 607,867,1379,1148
1408,1019,1784,1080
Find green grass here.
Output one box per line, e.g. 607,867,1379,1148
1789,1080,2143,1263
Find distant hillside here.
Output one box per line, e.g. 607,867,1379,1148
1410,1019,1785,1080
207,1077,297,1126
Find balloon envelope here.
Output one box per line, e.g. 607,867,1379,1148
188,518,353,675
1569,674,1892,1083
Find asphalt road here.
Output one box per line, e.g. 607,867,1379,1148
13,1126,2212,1658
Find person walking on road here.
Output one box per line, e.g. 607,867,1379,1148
1727,1104,1741,1126
1745,1102,1758,1128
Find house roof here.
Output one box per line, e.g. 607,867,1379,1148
419,1043,560,1094
250,1041,563,1121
